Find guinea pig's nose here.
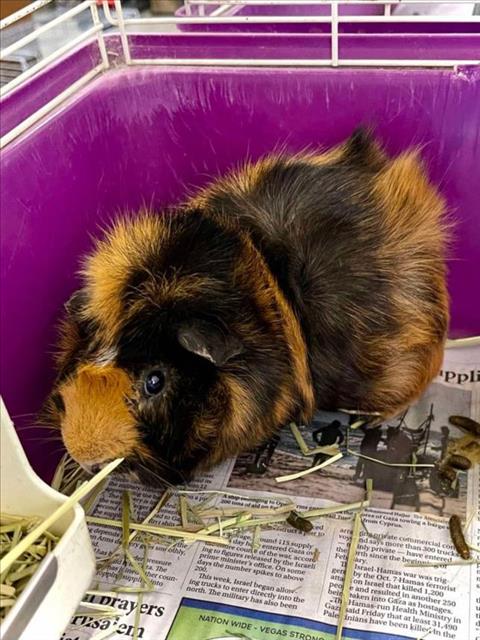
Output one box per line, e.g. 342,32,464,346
90,463,103,474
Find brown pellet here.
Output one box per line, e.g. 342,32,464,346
446,455,472,471
448,514,470,560
286,511,313,533
448,415,480,437
438,465,457,484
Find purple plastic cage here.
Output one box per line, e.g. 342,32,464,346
1,7,479,481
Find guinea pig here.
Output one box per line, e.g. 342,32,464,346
41,129,449,485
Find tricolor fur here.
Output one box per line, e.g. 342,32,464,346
42,130,449,484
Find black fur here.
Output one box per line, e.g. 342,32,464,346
198,141,398,409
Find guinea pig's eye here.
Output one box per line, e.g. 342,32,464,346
144,370,165,396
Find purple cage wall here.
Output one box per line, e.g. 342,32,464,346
1,35,479,480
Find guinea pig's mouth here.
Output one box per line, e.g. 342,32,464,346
76,456,189,488
123,455,192,488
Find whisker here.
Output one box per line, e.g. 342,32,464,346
22,435,63,444
136,461,176,490
137,447,188,484
15,424,60,432
11,411,39,419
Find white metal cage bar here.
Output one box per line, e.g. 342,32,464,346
109,15,480,25
0,1,95,59
0,0,110,106
0,63,105,149
102,0,480,71
0,0,55,30
331,2,339,67
0,24,102,98
127,57,480,66
114,0,132,64
184,0,478,4
0,0,110,147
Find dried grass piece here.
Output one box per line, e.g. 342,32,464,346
347,449,434,468
121,491,130,554
252,526,261,553
0,598,15,609
83,480,109,516
0,514,59,620
349,419,366,430
223,497,372,537
334,481,371,640
52,454,109,516
289,424,340,457
336,511,362,640
290,423,310,455
224,515,289,530
360,516,389,542
52,453,90,496
125,550,154,591
199,504,293,519
339,409,381,416
0,584,15,597
179,496,189,529
133,544,150,640
77,601,120,615
275,453,343,483
1,459,124,578
195,513,252,537
86,516,229,545
97,491,172,573
183,498,206,527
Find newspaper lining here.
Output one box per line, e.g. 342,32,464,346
62,346,480,640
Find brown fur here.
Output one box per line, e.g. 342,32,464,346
366,151,449,415
81,215,170,344
44,130,449,482
234,234,315,419
59,364,145,464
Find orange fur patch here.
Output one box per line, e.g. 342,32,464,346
369,342,445,421
189,135,385,210
59,364,141,464
81,214,169,343
214,375,262,465
126,273,225,319
55,316,82,372
239,236,315,420
374,150,447,245
366,150,449,418
271,381,296,428
82,213,225,344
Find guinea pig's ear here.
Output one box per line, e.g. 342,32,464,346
177,320,243,366
64,289,87,317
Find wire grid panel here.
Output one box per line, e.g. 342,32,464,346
0,0,109,148
105,0,480,69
